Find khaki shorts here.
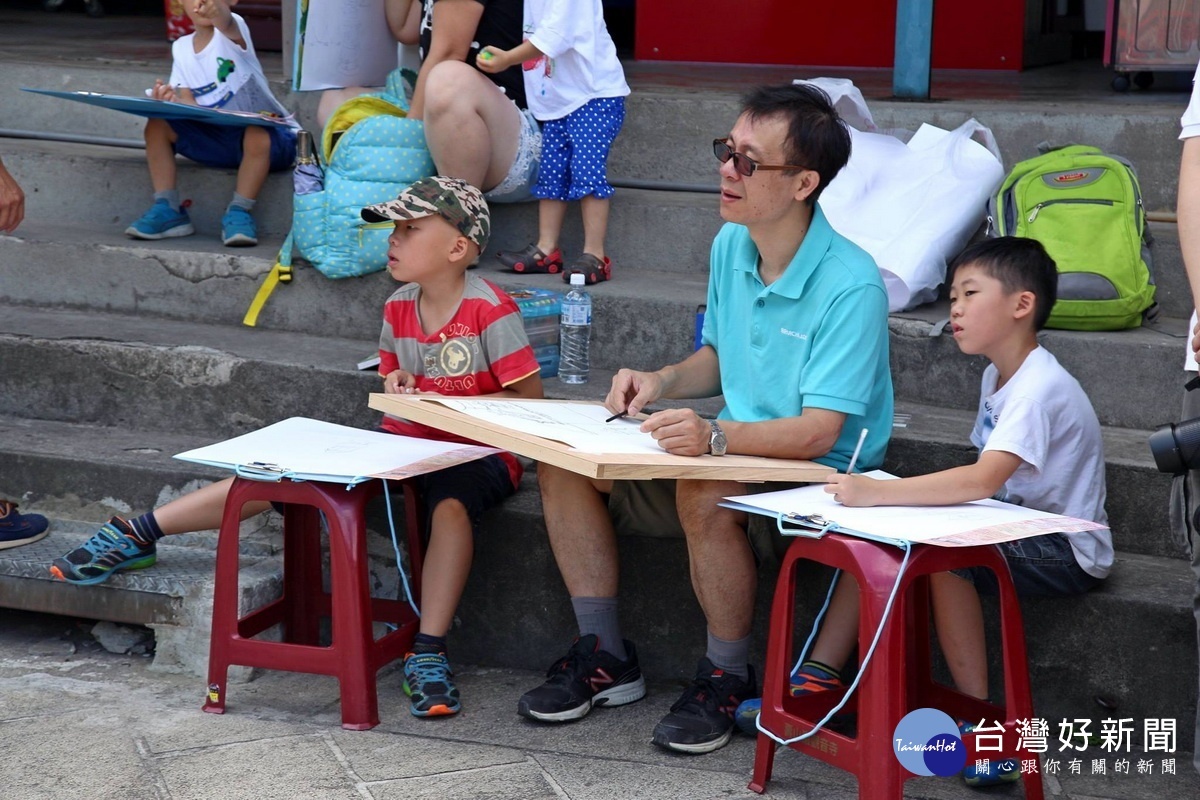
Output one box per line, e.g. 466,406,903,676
608,478,816,566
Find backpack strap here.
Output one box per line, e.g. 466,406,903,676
242,231,294,327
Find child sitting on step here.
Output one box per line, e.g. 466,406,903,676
52,176,544,719
737,237,1112,788
126,0,298,247
478,0,629,285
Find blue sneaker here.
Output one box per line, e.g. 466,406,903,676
0,500,50,550
959,720,1022,787
735,661,844,735
125,199,194,240
49,517,156,585
221,206,258,246
403,651,461,717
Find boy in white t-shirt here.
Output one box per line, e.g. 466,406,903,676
477,0,629,284
127,0,297,247
738,237,1112,787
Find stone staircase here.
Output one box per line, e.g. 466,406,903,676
0,15,1196,752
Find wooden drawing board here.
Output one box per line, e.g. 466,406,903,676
368,395,829,482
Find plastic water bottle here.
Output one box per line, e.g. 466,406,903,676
559,273,591,384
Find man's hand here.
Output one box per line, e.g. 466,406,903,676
383,369,418,394
605,368,666,416
823,473,882,507
0,161,25,234
641,409,710,456
475,46,512,74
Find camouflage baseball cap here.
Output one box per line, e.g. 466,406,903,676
361,175,490,250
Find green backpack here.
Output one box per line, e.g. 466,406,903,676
988,144,1156,330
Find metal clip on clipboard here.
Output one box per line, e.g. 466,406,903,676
234,461,295,482
776,511,911,550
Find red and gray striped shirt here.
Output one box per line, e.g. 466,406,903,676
378,273,540,486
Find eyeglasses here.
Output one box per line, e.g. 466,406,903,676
713,139,807,177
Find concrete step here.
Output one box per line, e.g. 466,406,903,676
2,247,1191,430
4,56,1191,213
890,304,1191,431
2,143,722,276
0,415,1194,751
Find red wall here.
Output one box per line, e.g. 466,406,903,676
635,1,1027,71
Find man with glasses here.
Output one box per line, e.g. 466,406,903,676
518,83,894,754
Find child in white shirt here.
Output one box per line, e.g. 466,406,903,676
127,0,297,247
478,0,629,284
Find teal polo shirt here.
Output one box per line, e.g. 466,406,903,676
700,204,893,471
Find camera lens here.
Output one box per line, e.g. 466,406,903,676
1149,417,1200,474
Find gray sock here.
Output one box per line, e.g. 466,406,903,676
228,192,256,212
706,630,751,681
154,189,181,212
571,596,627,661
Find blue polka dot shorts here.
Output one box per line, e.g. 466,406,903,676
534,96,626,202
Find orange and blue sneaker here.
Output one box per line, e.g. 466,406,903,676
734,660,844,735
403,651,461,717
959,719,1022,787
49,516,156,585
0,500,50,550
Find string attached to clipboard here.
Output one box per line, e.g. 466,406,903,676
755,507,912,747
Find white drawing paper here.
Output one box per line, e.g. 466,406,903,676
175,417,497,484
293,0,400,91
433,399,667,455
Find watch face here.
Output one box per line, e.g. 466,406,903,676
709,421,727,455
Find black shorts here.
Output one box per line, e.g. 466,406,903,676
410,453,516,535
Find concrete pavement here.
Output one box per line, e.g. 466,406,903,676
1,608,1197,800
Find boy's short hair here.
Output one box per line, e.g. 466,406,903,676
739,83,852,205
950,237,1059,330
362,175,490,250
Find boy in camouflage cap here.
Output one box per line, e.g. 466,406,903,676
365,174,543,718
362,175,491,253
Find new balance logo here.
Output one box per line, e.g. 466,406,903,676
587,668,615,693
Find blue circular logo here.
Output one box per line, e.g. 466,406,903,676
892,708,966,777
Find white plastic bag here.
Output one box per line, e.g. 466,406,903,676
797,79,1005,311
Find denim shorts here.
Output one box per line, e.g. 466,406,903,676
483,107,541,204
952,532,1103,597
167,119,297,172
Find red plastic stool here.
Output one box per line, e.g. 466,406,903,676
202,477,425,730
749,533,1044,799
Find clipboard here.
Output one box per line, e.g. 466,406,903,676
23,88,296,129
720,471,1108,548
368,394,830,482
174,417,499,485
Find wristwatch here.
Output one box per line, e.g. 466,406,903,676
708,420,727,456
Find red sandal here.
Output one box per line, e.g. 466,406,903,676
497,243,563,274
562,253,612,285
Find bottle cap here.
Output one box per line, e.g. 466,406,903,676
296,129,315,162
569,273,585,286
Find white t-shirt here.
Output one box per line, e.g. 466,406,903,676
970,345,1112,578
168,14,297,127
523,0,630,121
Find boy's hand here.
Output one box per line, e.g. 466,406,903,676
606,368,664,417
383,369,418,394
1192,316,1200,359
150,79,176,102
824,473,882,507
191,0,229,23
641,408,709,456
476,46,511,74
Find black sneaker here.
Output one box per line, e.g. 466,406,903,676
517,634,646,722
651,658,757,754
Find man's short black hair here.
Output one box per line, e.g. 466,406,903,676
949,237,1059,330
739,83,852,206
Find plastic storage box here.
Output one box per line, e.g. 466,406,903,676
510,288,562,378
